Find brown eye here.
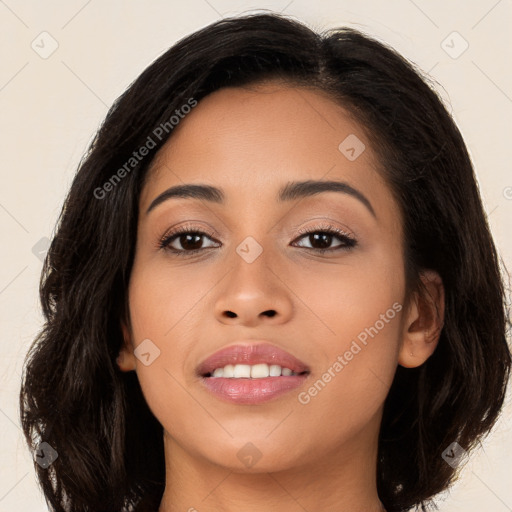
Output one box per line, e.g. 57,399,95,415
293,225,357,253
159,227,220,255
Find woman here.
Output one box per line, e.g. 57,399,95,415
19,12,511,512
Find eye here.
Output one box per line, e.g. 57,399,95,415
158,222,357,257
158,225,220,255
292,223,357,253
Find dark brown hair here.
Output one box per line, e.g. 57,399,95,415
19,12,511,512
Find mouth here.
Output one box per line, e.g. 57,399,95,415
196,342,310,404
202,363,309,378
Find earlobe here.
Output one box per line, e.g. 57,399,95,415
398,270,445,369
117,322,137,372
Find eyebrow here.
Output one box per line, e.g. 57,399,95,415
146,179,376,217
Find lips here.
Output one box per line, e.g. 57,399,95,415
196,342,311,404
196,342,310,377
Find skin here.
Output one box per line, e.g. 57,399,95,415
118,82,445,512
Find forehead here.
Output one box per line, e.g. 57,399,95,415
141,82,397,223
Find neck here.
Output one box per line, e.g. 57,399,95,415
158,410,386,511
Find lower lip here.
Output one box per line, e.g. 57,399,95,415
200,375,309,404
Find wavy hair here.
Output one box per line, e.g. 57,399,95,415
20,12,511,512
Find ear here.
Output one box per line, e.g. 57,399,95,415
398,269,445,368
117,321,137,372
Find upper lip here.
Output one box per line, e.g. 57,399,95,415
196,342,310,376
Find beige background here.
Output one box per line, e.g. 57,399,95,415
1,1,511,510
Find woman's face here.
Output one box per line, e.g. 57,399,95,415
121,82,409,473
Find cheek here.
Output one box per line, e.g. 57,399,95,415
127,256,215,339
126,257,221,420
295,302,403,446
290,248,403,420
287,245,404,342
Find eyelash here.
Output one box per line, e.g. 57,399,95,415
158,223,357,257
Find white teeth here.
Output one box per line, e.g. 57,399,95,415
233,364,251,378
222,364,234,378
251,363,269,378
212,367,224,378
208,363,299,378
269,364,281,377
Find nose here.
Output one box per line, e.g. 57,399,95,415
214,243,293,327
